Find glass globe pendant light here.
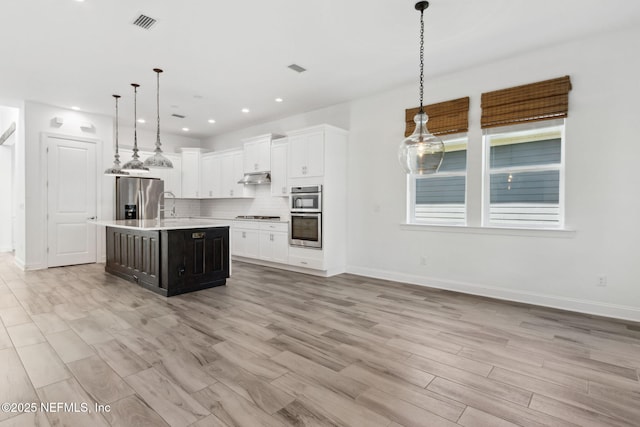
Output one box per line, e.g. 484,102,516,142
398,1,444,175
104,94,129,176
143,68,173,169
121,83,149,173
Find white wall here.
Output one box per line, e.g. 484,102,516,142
20,110,203,269
205,25,640,320
118,126,201,153
346,25,640,321
202,103,350,151
0,106,18,252
23,102,114,269
0,99,25,265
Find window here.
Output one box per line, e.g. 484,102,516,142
403,75,571,231
483,120,564,228
410,135,468,225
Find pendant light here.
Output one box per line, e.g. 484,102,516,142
121,83,149,173
143,68,173,168
398,1,444,175
104,94,129,176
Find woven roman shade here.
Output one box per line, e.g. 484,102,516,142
405,97,470,137
481,76,572,129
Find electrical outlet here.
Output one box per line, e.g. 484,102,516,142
420,256,427,266
597,276,607,287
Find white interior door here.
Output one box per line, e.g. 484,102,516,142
47,136,97,267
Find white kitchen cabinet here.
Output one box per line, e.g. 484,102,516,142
288,131,324,178
154,153,182,198
270,139,289,197
220,150,254,198
259,222,289,263
233,221,288,264
242,134,273,173
200,152,221,199
179,148,203,198
119,149,182,198
231,221,260,258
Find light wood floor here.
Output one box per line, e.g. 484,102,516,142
0,253,639,427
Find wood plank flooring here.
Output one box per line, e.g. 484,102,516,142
0,252,639,426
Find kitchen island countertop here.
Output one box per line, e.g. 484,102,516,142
94,218,232,231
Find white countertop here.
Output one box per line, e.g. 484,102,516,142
231,217,289,224
93,218,232,231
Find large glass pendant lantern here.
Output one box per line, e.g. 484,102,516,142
143,68,173,169
121,83,149,173
398,1,444,175
104,94,129,176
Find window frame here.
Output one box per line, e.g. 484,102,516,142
407,133,469,226
481,119,566,229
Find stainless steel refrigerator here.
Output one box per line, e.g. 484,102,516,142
115,177,165,220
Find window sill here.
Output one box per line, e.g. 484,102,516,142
400,223,576,238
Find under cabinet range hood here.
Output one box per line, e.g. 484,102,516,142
237,172,271,185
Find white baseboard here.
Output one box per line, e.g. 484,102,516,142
0,247,13,253
24,263,47,271
232,256,342,278
14,256,25,270
346,265,640,323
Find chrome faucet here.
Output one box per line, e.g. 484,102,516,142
158,191,176,221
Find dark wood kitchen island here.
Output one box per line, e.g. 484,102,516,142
97,218,231,296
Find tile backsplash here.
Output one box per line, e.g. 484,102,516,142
173,199,201,217
175,186,290,220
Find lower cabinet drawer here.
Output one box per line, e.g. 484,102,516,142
288,255,324,270
260,222,288,233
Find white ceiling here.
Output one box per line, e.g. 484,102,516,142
2,0,640,139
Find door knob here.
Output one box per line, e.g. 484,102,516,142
87,216,96,220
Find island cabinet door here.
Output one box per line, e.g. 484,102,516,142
105,227,160,290
161,227,230,296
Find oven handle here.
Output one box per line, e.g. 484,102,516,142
290,212,322,217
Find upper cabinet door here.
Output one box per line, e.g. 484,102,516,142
243,134,272,173
288,131,324,178
181,150,201,198
155,153,182,198
271,140,288,197
200,153,216,199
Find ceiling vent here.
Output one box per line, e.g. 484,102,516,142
132,14,157,30
288,64,307,73
171,114,186,119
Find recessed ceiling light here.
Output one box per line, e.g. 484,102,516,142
75,0,85,2
241,108,250,113
208,119,216,124
71,106,80,111
275,98,283,103
137,118,146,123
182,127,189,132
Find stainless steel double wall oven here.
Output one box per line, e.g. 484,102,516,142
289,185,322,249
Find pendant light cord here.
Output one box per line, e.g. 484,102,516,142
132,84,139,160
155,70,161,152
114,95,119,159
419,7,425,115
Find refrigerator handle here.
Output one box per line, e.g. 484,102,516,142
139,189,145,219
